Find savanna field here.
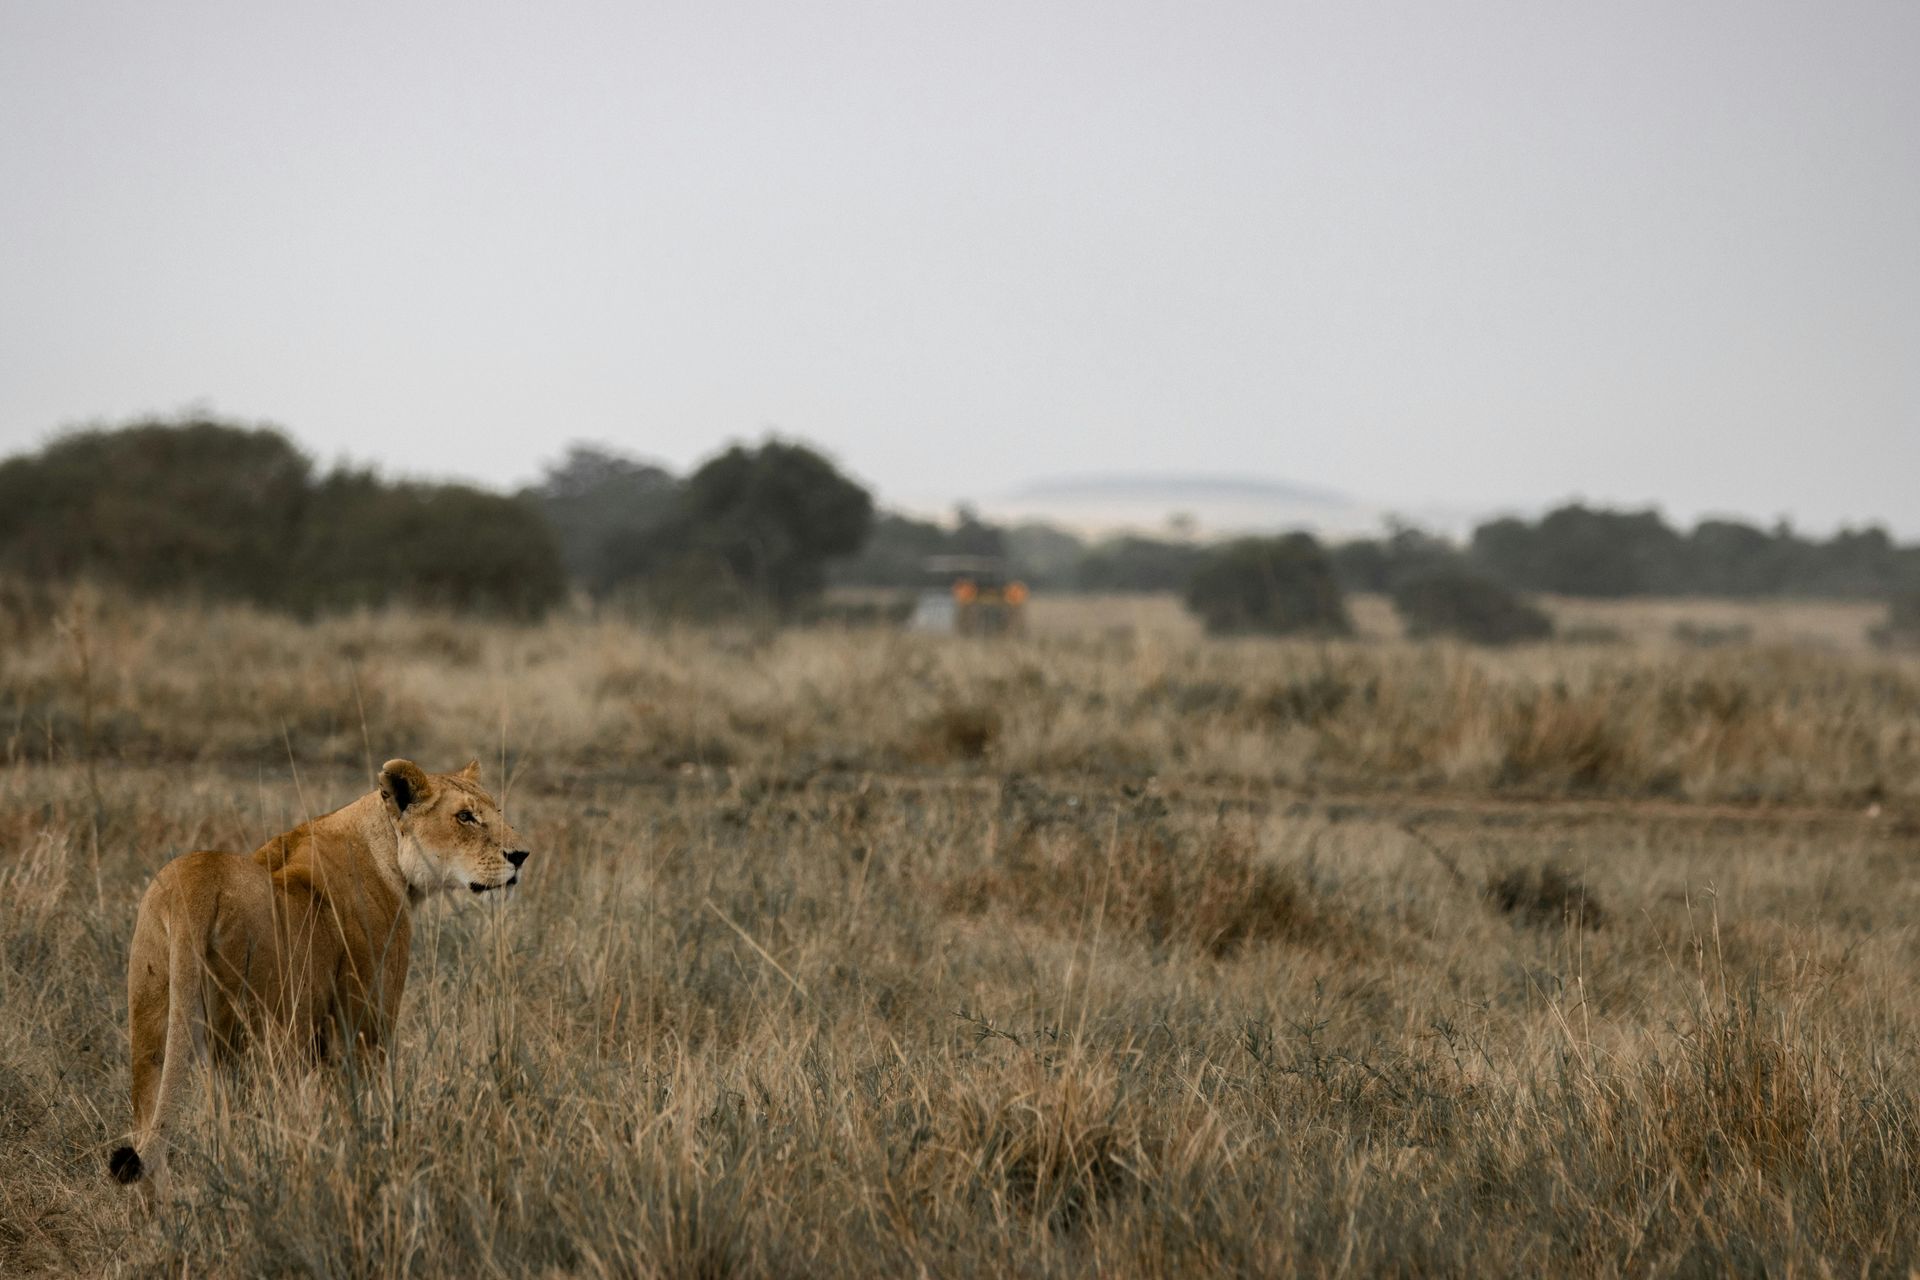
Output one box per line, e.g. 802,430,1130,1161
5,591,1920,1276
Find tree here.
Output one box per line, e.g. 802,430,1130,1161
1077,536,1209,592
523,445,679,594
1183,534,1351,636
947,505,1007,557
1465,505,1920,600
606,439,873,615
1470,504,1685,597
1003,522,1086,590
833,512,1086,592
1329,524,1462,592
830,512,952,589
1684,519,1785,596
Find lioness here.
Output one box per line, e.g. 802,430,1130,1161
108,758,530,1194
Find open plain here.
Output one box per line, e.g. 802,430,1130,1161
3,593,1920,1276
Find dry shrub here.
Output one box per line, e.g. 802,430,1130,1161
1107,827,1327,957
1673,619,1754,648
901,1052,1218,1236
937,1059,1140,1230
1706,918,1861,993
1256,671,1361,725
1501,967,1920,1273
1645,987,1818,1176
1485,863,1607,929
133,657,425,764
1660,675,1751,725
1493,691,1631,792
1144,677,1242,718
1143,668,1362,729
333,618,483,668
1,598,429,766
916,702,1001,762
948,799,1334,958
1560,623,1628,646
0,575,58,647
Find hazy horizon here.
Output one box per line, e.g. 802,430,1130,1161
3,1,1915,534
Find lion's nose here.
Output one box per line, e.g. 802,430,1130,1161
506,850,530,869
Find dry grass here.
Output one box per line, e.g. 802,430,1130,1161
1027,590,1891,654
5,590,1919,806
3,590,1920,1275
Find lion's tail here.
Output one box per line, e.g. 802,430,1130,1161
106,1143,140,1184
111,910,205,1187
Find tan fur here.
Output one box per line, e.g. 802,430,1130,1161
110,759,530,1198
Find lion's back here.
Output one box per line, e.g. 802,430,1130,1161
134,850,281,977
142,849,272,917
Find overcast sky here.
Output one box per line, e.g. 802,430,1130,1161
2,1,1915,532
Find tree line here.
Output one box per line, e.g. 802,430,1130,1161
840,504,1920,603
0,420,873,621
0,420,565,618
3,418,1915,625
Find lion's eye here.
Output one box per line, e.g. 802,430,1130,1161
456,809,478,825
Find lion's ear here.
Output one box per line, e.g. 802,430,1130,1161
458,759,481,782
380,759,432,814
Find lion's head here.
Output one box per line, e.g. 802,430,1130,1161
379,759,531,897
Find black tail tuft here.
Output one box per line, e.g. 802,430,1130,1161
108,1145,143,1185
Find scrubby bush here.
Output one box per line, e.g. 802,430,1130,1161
295,471,567,619
0,419,313,602
1391,568,1552,645
1183,534,1351,637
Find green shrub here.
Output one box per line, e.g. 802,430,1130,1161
1672,620,1753,649
1871,590,1920,650
295,471,567,619
0,419,312,603
1391,568,1552,645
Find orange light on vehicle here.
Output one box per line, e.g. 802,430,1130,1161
1005,582,1029,605
953,579,978,603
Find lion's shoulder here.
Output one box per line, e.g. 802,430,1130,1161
253,822,314,872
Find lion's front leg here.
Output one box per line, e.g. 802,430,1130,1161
333,944,407,1068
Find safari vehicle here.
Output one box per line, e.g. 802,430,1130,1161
907,555,1028,635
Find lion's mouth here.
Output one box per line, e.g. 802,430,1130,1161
468,876,519,894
